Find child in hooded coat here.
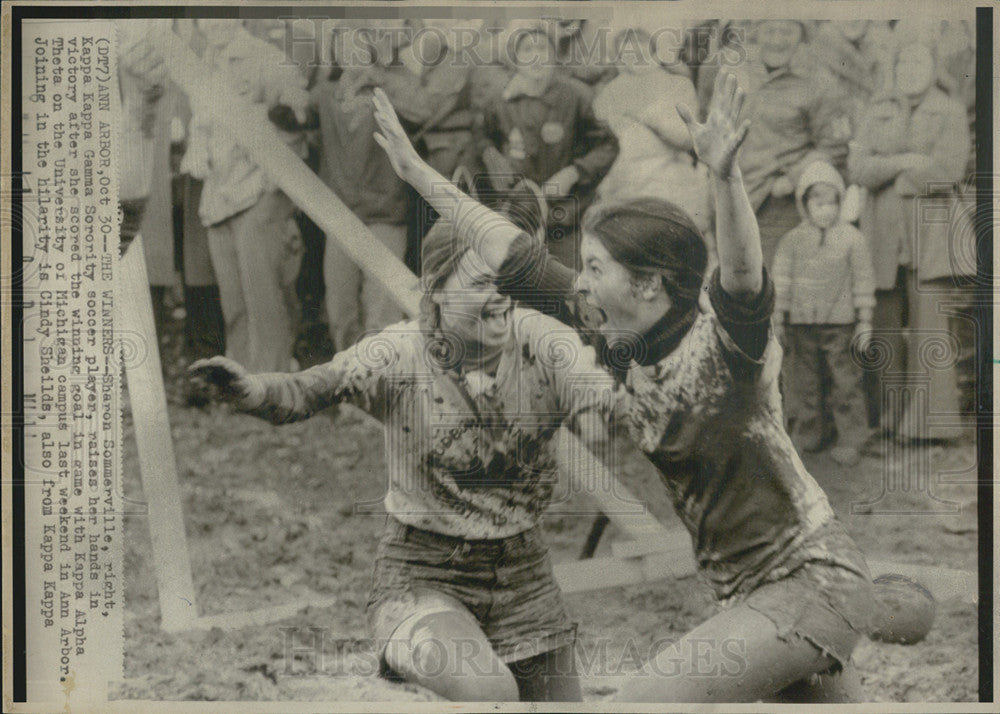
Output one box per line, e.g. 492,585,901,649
773,161,876,466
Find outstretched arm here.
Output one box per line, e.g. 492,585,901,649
677,71,761,299
187,337,392,425
371,87,521,273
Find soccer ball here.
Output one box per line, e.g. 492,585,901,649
869,573,937,645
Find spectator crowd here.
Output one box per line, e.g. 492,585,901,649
118,16,978,463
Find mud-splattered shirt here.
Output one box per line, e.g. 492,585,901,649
240,309,615,539
498,233,868,602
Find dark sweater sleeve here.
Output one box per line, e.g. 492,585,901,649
707,266,775,361
496,232,601,331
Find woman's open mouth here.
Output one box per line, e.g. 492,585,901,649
583,295,608,324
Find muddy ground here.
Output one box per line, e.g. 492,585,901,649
111,314,980,703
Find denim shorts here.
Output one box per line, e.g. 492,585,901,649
741,524,877,672
366,516,576,666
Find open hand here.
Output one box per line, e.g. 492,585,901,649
372,87,423,181
677,71,751,180
187,356,259,408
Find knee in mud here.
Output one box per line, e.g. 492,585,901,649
407,623,518,700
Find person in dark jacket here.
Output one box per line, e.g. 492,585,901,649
480,25,617,270
387,19,477,271
729,20,846,267
310,21,413,352
848,40,972,444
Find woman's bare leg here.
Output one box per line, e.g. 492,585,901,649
384,606,519,702
508,643,582,702
613,602,849,703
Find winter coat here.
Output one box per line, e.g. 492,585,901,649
311,69,409,225
481,74,617,192
773,161,876,325
849,88,971,285
730,54,845,210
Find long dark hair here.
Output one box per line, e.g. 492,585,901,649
582,197,708,311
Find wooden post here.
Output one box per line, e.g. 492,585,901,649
118,236,198,632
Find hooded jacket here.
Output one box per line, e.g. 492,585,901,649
772,161,876,325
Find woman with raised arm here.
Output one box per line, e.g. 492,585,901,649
188,203,618,702
372,70,877,702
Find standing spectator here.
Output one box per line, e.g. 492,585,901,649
847,92,912,433
730,20,841,267
481,24,617,269
467,18,517,120
173,19,226,386
391,19,478,181
848,42,971,442
118,24,178,330
466,19,614,124
809,21,894,168
773,161,876,465
594,26,711,235
247,17,332,367
894,19,976,106
893,20,977,181
889,41,972,442
849,89,920,437
117,21,167,243
181,19,308,374
310,20,411,353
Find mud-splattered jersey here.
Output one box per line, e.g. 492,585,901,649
497,234,868,602
623,294,834,602
241,308,615,539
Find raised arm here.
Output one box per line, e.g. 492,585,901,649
677,71,761,299
371,87,521,273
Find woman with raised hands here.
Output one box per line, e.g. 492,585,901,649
372,70,877,702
